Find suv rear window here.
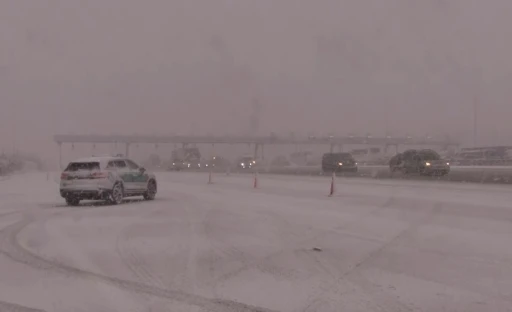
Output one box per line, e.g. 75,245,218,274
418,150,441,160
125,159,139,169
65,162,100,171
323,153,354,161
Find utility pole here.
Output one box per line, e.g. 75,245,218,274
472,67,483,148
249,97,262,135
11,101,17,155
473,94,478,147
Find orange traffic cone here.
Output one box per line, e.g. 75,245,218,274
328,172,335,197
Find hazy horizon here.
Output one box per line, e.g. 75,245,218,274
2,0,512,163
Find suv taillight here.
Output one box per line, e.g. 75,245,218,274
90,171,108,179
60,172,69,180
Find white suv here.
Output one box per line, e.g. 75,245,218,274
60,156,157,206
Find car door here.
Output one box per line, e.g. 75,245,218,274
112,159,137,191
125,159,148,191
413,155,422,172
400,151,415,172
105,160,118,179
406,154,423,173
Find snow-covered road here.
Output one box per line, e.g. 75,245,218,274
0,172,511,312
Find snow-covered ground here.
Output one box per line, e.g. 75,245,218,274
0,172,511,311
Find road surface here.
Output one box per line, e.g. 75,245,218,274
0,172,511,311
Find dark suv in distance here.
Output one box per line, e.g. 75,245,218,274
237,156,257,170
390,149,450,176
169,147,201,171
322,153,358,173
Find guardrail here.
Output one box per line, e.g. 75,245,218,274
258,165,512,184
163,165,512,184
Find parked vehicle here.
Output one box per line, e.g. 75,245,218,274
169,147,201,171
321,153,358,173
237,155,257,170
390,149,450,176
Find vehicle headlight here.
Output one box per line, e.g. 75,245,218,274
241,163,244,166
172,163,175,165
252,160,256,164
446,162,450,166
425,162,431,166
338,162,343,166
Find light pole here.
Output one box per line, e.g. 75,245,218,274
473,94,478,147
11,99,17,155
472,67,483,148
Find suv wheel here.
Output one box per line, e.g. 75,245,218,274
66,197,80,206
143,180,157,200
109,183,124,205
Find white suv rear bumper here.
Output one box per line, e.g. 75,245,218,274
60,179,114,199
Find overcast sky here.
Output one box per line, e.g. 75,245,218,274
1,0,512,160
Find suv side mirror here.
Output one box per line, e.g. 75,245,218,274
139,167,146,174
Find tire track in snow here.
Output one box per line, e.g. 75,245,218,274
0,208,32,222
0,211,21,218
114,220,169,311
210,194,399,287
0,214,274,312
299,202,444,312
203,199,319,288
205,211,298,284
0,300,46,312
115,216,168,290
114,206,198,312
117,202,215,300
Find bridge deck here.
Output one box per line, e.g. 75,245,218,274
53,134,458,146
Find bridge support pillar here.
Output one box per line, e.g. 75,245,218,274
254,143,260,159
125,143,130,157
329,143,334,153
58,143,62,170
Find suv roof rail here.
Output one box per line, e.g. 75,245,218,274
90,153,123,158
